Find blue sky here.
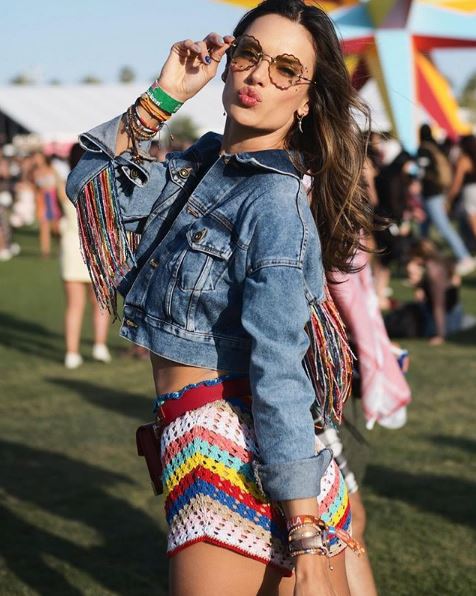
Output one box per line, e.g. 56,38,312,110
2,0,475,92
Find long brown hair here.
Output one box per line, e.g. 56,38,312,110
229,0,372,273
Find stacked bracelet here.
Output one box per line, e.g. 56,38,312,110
286,514,365,559
287,515,328,558
123,82,183,161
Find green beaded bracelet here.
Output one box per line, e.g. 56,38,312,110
147,82,184,115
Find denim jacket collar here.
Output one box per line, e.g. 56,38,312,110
178,132,303,181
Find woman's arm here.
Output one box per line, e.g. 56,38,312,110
66,33,233,311
241,196,335,588
113,33,233,156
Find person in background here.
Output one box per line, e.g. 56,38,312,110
324,248,411,596
385,239,466,346
373,152,421,309
58,144,111,369
11,155,36,229
0,153,21,261
447,135,476,240
417,124,475,276
32,152,62,257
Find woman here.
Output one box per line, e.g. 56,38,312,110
406,239,463,346
373,152,420,309
67,1,372,594
447,135,476,240
384,239,463,345
32,152,62,257
417,125,475,276
58,144,111,369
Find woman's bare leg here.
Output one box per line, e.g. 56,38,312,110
169,542,349,596
64,281,86,354
88,285,110,345
345,492,378,596
39,220,51,257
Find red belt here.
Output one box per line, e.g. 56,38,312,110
136,376,251,495
155,375,252,425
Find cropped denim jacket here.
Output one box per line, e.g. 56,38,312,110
66,115,333,501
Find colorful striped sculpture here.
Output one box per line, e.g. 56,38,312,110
218,0,476,152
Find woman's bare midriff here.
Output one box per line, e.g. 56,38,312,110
150,352,232,397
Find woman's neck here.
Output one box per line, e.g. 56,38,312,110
221,118,285,155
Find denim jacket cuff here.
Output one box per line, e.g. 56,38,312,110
252,448,333,502
78,115,152,186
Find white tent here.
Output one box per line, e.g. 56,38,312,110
0,83,227,144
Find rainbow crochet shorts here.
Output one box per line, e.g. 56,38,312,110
160,382,351,575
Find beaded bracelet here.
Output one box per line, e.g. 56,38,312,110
126,106,157,140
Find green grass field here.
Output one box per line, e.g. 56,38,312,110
1,228,475,596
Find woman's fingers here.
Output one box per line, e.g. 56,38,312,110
172,33,234,66
204,32,235,63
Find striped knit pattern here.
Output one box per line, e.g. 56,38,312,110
160,396,351,574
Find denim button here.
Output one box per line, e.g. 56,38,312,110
125,319,138,328
130,168,140,180
192,228,207,242
178,168,191,179
149,258,159,268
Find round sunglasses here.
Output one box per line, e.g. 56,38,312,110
228,35,316,90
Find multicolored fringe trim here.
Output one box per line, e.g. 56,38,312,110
76,165,139,315
303,286,353,429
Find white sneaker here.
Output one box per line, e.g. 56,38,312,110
0,249,12,262
9,243,21,256
92,344,112,363
455,257,476,276
65,352,83,369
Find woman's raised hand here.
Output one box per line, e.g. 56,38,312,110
157,33,234,103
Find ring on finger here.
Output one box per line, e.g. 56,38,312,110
207,48,221,63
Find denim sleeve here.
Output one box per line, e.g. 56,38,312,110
65,114,168,233
241,208,332,502
64,114,169,311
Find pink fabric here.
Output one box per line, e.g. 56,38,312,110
328,251,411,427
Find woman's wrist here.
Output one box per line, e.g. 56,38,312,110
294,553,328,581
155,79,189,104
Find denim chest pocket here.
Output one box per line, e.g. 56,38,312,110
177,220,235,292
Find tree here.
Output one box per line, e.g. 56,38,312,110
168,115,200,148
81,75,102,85
9,73,35,85
119,66,136,83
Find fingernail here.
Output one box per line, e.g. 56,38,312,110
218,36,224,44
193,44,201,52
204,55,212,64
